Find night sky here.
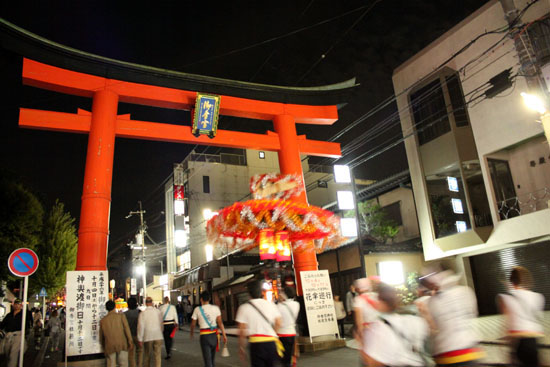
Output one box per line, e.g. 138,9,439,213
1,0,489,263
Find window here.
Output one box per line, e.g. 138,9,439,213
203,175,210,193
445,76,469,127
381,202,403,226
488,158,519,220
410,79,450,145
410,73,470,145
378,261,404,285
259,151,265,159
177,250,191,271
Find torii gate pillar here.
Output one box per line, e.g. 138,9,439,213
274,114,318,289
77,90,119,271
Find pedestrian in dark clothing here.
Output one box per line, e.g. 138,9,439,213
0,299,32,367
124,298,143,367
176,302,185,328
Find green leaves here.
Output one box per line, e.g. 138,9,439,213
0,177,44,281
357,199,399,244
31,200,78,296
0,176,77,298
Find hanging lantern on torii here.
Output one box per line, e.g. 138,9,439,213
206,173,345,261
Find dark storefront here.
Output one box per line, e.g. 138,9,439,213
469,240,550,315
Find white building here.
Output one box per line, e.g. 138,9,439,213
393,0,550,314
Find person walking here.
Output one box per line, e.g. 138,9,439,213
420,264,484,367
334,295,347,338
497,266,545,367
185,300,193,324
190,291,228,367
158,297,178,360
99,300,134,367
345,283,357,336
32,307,43,350
0,299,32,367
353,278,380,355
47,309,62,352
137,297,164,367
236,280,283,367
362,284,429,366
276,286,300,367
176,301,185,329
124,298,143,367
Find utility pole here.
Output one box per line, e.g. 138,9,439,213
127,201,147,303
350,168,366,277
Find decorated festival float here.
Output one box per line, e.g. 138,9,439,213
206,173,345,299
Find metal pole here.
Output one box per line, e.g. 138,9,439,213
19,276,29,367
350,169,366,277
159,260,164,275
139,201,147,301
42,295,46,326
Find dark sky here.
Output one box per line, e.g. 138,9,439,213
0,0,489,259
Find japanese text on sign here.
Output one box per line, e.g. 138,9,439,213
300,270,339,337
66,271,109,356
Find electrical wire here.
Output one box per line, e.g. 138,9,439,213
181,3,382,69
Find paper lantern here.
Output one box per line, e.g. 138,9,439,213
259,229,276,260
276,231,291,262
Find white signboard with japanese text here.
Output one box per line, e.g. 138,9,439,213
66,271,109,356
300,270,339,338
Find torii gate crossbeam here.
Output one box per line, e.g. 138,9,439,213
19,58,343,293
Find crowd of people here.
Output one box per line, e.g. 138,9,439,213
0,264,545,367
0,301,65,367
349,264,545,367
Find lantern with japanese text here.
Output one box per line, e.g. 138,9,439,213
259,229,276,260
275,231,291,262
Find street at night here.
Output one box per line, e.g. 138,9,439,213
2,1,550,367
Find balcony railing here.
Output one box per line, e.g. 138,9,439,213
187,152,247,166
497,187,550,220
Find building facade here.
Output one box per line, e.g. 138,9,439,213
393,0,550,314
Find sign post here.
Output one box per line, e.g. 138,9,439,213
8,248,39,367
39,287,48,325
300,270,340,339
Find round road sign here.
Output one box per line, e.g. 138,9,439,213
8,248,39,277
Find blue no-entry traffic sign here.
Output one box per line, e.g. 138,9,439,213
8,248,39,277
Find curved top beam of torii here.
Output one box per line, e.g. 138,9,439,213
0,18,358,106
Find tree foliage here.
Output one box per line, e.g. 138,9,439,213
31,200,78,295
0,177,44,282
0,176,78,297
356,199,400,244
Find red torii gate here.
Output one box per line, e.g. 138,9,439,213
19,58,343,292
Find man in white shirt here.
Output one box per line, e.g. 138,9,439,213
236,280,282,367
277,286,300,367
137,297,164,367
158,297,178,360
190,291,228,367
420,265,484,366
498,266,545,367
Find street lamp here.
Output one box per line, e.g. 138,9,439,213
521,92,550,146
109,279,115,300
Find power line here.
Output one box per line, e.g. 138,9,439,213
295,0,382,84
181,4,380,69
